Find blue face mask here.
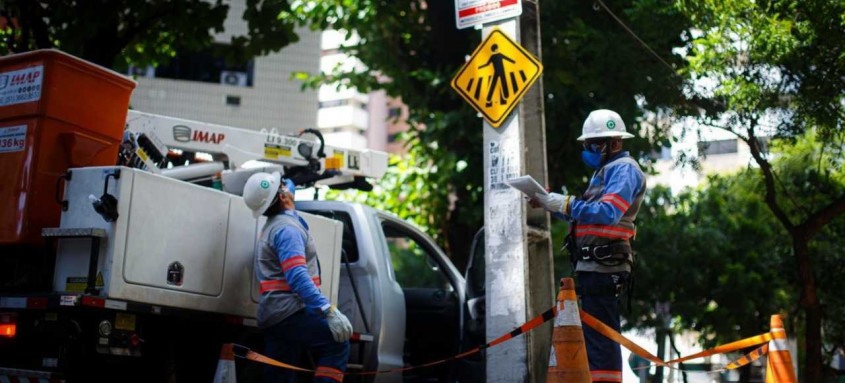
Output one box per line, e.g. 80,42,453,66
580,142,606,169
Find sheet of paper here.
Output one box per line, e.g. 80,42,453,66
504,175,547,197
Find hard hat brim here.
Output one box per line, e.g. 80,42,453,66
576,130,635,141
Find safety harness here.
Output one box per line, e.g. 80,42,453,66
565,225,636,311
564,227,633,270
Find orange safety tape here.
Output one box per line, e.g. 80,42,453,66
234,306,558,376
664,332,773,365
725,344,769,370
580,309,777,372
244,349,313,373
579,309,667,367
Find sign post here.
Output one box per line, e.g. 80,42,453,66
451,1,552,380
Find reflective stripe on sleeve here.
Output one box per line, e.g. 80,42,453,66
601,193,630,212
281,255,307,272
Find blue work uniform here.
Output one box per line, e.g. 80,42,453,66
556,151,646,383
256,211,349,383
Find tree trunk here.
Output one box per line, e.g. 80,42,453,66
654,328,666,383
793,235,823,382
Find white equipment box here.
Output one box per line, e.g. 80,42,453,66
52,166,343,318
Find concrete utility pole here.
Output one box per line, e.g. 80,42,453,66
483,1,554,382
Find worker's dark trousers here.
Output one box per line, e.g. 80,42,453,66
263,308,350,383
578,271,629,383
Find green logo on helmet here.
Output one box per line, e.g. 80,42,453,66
606,120,616,129
260,180,270,189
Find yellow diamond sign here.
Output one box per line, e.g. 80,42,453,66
451,28,543,128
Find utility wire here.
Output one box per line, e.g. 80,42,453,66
594,0,678,76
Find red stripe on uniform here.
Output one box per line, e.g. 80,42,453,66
260,280,290,292
601,193,630,212
281,255,307,272
575,224,635,239
260,276,321,293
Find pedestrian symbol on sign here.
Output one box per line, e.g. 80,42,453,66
477,44,516,107
451,28,543,128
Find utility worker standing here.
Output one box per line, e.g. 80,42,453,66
530,109,646,383
243,172,352,383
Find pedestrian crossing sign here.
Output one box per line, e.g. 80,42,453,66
451,28,543,128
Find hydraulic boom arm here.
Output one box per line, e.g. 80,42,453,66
120,111,388,190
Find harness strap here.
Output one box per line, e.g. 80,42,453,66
578,243,632,260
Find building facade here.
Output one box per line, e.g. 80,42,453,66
317,30,410,154
129,1,319,134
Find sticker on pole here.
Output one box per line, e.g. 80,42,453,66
455,0,522,30
450,28,542,128
0,124,27,153
0,65,43,107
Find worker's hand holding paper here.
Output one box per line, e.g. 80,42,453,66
504,175,547,197
506,176,572,213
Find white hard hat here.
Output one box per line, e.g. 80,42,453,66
243,172,281,218
577,109,634,141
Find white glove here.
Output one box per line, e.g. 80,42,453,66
325,305,353,342
531,192,571,214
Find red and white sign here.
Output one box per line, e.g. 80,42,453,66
0,124,27,153
455,0,522,30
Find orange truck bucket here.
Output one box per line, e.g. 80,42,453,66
0,49,136,245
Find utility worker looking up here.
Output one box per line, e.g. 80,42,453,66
530,109,646,383
243,172,352,383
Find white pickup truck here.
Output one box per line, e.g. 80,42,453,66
0,134,485,383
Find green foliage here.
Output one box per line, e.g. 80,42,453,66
386,239,444,289
540,0,691,188
673,2,845,378
300,1,691,267
632,178,794,346
0,0,299,69
632,132,845,358
326,152,454,245
296,1,482,266
769,130,845,221
677,0,845,136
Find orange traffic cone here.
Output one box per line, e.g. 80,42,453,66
547,277,591,383
765,314,797,383
213,343,237,383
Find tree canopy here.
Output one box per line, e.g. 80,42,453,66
633,132,845,379
0,0,299,69
672,1,845,379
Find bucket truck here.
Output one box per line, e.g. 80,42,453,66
0,49,483,383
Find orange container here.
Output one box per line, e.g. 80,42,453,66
0,49,136,245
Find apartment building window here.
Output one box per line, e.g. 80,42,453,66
155,44,254,87
698,139,738,156
319,99,349,108
388,107,402,119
